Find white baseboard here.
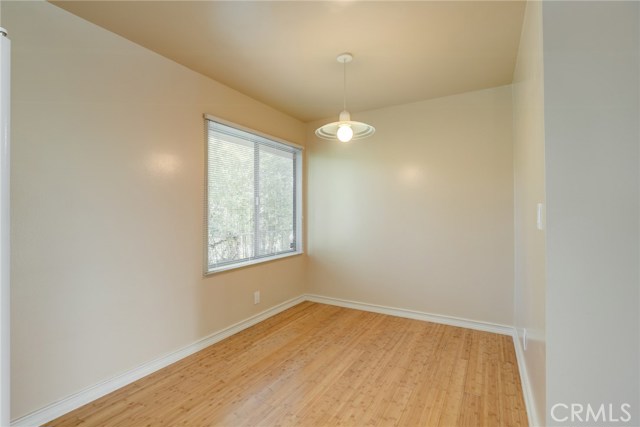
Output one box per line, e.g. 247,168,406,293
11,295,306,427
305,294,513,336
12,293,535,427
512,328,541,427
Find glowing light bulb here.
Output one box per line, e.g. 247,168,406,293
337,124,353,142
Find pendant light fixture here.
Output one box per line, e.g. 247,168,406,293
315,53,375,143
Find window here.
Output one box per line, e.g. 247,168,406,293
205,116,303,273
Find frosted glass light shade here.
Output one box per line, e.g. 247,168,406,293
315,110,375,142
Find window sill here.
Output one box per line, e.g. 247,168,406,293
205,251,304,275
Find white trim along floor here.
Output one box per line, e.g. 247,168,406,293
11,294,537,427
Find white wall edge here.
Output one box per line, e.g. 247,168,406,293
305,294,514,336
0,30,11,427
512,328,540,427
10,295,306,427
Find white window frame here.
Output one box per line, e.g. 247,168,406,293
204,114,303,275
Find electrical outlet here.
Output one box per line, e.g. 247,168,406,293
254,291,260,305
523,328,528,350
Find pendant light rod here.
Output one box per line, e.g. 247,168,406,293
342,55,347,111
337,52,352,112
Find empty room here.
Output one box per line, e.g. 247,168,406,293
0,1,638,426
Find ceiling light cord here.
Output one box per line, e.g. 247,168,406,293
342,58,347,112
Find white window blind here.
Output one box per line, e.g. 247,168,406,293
205,117,302,273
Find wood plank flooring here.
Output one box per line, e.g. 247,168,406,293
47,302,528,426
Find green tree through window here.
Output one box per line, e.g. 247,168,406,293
206,119,302,272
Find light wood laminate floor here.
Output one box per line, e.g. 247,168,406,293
48,301,528,426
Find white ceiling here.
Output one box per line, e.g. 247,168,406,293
50,1,526,123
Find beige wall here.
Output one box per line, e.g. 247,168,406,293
306,86,514,326
16,1,640,424
6,1,306,419
543,2,639,425
512,1,546,424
